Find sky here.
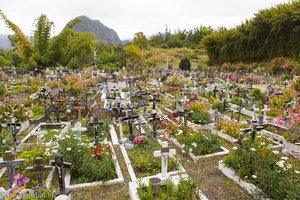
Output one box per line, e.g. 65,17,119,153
0,0,291,40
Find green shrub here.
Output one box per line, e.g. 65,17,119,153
250,88,262,100
179,57,191,71
0,82,6,97
189,111,211,125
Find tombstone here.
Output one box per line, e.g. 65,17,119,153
89,117,103,145
50,156,72,195
153,141,176,179
71,122,87,142
0,151,25,188
26,157,53,189
122,112,139,141
213,86,218,98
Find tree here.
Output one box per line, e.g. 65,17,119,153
124,44,144,67
133,32,148,50
179,57,191,71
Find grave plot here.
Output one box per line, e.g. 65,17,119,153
219,140,300,199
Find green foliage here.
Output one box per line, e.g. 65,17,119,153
177,133,220,156
22,188,55,200
293,78,300,92
189,111,211,125
203,1,300,65
179,57,191,71
224,141,300,199
210,97,223,112
133,32,148,50
250,88,262,100
0,82,6,97
124,44,144,67
138,178,198,200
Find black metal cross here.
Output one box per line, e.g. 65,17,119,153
26,157,53,189
223,98,228,113
149,94,160,110
6,121,21,147
213,86,218,98
89,117,104,145
149,110,161,138
50,155,72,195
110,86,119,98
178,108,190,127
0,151,25,188
122,112,139,141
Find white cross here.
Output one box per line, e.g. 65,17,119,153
71,122,87,141
261,105,270,123
252,105,259,121
33,128,47,144
153,141,176,179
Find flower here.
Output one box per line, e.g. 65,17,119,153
250,148,256,152
189,148,193,152
272,150,279,155
232,147,238,150
287,164,292,169
133,136,145,145
276,160,285,168
295,170,300,174
191,142,197,148
181,144,185,148
281,157,289,160
245,176,248,179
67,148,71,151
260,142,266,146
252,175,257,179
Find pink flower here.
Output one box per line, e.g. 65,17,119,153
133,136,145,145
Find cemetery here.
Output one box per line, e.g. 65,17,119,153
1,1,300,199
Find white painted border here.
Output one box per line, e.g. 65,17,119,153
64,142,124,189
211,130,238,144
169,138,229,162
218,160,264,197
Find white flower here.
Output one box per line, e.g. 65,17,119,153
287,164,292,169
256,135,262,138
52,149,58,154
276,160,285,168
244,176,248,179
295,170,300,174
191,142,197,148
232,147,238,150
189,148,193,153
272,150,279,155
178,130,183,135
181,150,186,153
250,148,256,152
78,150,82,152
260,142,266,146
252,175,257,179
67,148,71,151
65,135,71,139
281,157,289,160
181,144,185,148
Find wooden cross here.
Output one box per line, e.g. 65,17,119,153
89,117,103,145
6,120,21,146
74,104,85,121
26,157,53,189
122,112,139,141
50,155,72,195
149,110,161,138
153,141,176,179
0,151,25,188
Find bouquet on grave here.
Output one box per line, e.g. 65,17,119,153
93,144,113,160
3,173,30,200
133,136,146,145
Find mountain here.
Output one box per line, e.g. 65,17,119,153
0,34,12,50
73,16,121,45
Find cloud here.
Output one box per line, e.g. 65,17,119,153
0,0,290,40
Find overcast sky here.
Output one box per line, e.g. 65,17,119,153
0,0,290,40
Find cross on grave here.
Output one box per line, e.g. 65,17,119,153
0,151,25,188
236,88,240,98
213,86,218,98
178,109,190,127
149,95,160,110
219,90,224,101
71,121,87,142
244,122,264,141
122,112,139,141
252,104,259,121
74,104,85,121
89,117,104,145
175,96,181,111
134,118,146,136
153,141,176,179
223,98,228,113
26,157,53,189
262,105,270,124
6,119,21,147
110,86,119,98
149,110,161,138
50,156,72,195
237,102,244,122
138,99,149,116
244,96,249,109
284,80,289,88
33,128,47,144
58,89,67,100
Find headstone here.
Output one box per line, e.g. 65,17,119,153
89,117,103,145
153,141,176,179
